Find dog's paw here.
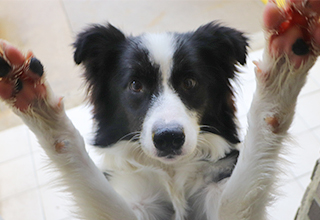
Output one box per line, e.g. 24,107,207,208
263,0,320,68
254,0,320,90
253,0,320,132
0,40,50,112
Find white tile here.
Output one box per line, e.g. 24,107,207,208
27,129,41,153
0,154,37,200
40,185,74,220
0,189,44,220
63,1,264,36
309,57,320,86
300,77,320,97
289,114,309,135
0,125,32,163
268,179,304,220
296,91,320,129
312,126,320,142
66,104,94,142
284,132,320,177
235,80,256,117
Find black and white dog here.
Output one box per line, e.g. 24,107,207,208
74,22,247,219
1,1,320,219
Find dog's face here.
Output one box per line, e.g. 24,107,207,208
74,23,247,163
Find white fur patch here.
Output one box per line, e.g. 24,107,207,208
140,33,202,163
141,32,175,81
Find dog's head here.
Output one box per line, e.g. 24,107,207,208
74,22,248,163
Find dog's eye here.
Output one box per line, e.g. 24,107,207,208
183,78,197,90
129,80,143,92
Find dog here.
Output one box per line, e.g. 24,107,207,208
73,22,247,220
0,1,320,219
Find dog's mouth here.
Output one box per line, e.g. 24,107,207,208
157,149,183,159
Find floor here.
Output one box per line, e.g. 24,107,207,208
1,0,320,220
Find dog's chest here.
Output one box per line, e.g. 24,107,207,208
107,160,227,220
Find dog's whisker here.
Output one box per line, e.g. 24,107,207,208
121,133,141,150
118,131,141,143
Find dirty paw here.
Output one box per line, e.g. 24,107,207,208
0,40,47,111
264,0,320,68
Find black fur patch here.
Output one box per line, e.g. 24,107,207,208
211,149,239,182
171,23,248,144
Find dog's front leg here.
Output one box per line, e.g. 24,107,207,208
0,40,137,220
217,1,320,219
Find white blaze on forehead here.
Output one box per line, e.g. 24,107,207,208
139,33,201,162
142,32,175,81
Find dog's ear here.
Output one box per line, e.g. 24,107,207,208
73,24,129,147
191,22,248,78
73,23,126,65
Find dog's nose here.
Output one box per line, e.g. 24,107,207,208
153,125,185,154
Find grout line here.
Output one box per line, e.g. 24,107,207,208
60,0,75,36
0,126,31,165
298,87,320,98
291,112,312,135
0,153,30,166
0,185,40,202
311,126,320,142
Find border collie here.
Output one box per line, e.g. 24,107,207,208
0,1,319,219
74,22,247,219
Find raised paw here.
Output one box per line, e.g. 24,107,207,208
0,40,47,111
263,0,320,68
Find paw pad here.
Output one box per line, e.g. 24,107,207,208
0,41,47,111
292,38,310,55
0,57,11,77
264,0,320,67
29,57,44,77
